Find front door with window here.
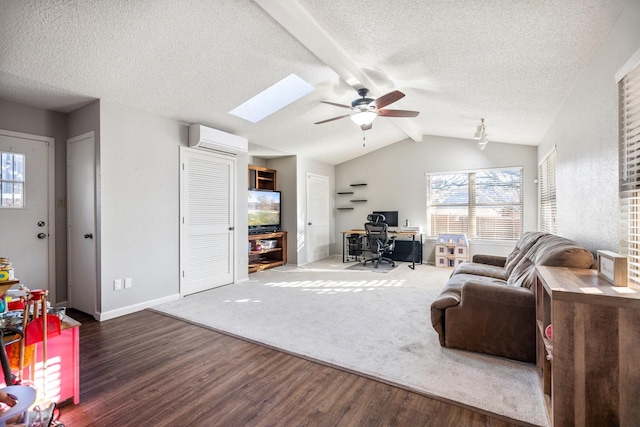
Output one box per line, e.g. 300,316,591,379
0,129,54,293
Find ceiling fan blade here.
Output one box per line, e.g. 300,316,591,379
360,122,373,131
377,109,419,118
314,114,350,124
372,90,405,109
321,101,352,109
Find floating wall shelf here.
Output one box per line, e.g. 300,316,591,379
336,183,367,210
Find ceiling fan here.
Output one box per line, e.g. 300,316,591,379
314,88,419,130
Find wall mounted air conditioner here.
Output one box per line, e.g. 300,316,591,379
188,124,248,155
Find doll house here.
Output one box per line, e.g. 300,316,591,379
435,234,469,268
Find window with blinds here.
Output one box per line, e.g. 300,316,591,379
539,148,557,234
0,152,25,208
426,167,523,239
619,61,640,287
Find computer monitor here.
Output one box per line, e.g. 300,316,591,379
372,210,399,227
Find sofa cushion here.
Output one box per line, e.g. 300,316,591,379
507,233,594,289
503,231,546,276
433,273,507,309
451,262,507,281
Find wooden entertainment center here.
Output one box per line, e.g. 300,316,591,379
535,266,640,426
248,231,287,273
248,164,286,273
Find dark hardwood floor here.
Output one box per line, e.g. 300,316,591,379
58,309,518,427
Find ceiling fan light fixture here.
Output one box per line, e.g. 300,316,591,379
350,111,377,126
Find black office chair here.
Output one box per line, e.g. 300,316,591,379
363,214,396,268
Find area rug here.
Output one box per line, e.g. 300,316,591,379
346,261,396,272
151,257,548,426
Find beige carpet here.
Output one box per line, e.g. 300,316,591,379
152,256,548,426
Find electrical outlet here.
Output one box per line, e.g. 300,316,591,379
114,279,122,291
124,278,132,289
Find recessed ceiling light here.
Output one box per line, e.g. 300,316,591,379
229,73,314,123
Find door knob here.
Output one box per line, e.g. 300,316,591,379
37,233,47,239
84,233,93,239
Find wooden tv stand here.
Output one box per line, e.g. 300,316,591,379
248,231,287,273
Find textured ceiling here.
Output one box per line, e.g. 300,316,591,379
0,0,625,165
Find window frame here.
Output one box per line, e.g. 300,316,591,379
618,55,640,287
538,146,557,234
0,151,25,209
426,166,524,240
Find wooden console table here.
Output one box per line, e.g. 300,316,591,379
535,266,640,426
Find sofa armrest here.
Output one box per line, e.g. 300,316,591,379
430,290,461,346
472,254,507,267
444,280,536,362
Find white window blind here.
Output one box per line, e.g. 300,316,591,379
619,61,640,286
539,148,557,234
426,167,523,239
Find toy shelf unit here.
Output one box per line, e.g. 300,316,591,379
248,231,287,273
435,234,469,268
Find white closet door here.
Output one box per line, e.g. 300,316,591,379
180,148,235,296
306,173,330,263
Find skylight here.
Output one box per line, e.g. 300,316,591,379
229,73,314,123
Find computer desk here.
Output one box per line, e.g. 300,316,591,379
341,229,423,269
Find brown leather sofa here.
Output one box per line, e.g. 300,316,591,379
430,231,595,362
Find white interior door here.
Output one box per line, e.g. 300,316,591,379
0,129,54,295
180,148,235,296
67,132,97,316
306,173,330,263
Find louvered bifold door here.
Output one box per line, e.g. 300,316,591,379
180,148,235,296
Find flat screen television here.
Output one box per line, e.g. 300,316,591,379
372,210,399,227
248,189,281,234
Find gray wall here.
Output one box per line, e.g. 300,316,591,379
537,0,640,253
334,136,538,262
98,101,182,315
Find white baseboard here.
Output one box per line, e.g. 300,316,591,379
97,293,181,321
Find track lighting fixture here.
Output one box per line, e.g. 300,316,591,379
473,118,489,150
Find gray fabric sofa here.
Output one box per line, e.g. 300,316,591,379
430,231,595,362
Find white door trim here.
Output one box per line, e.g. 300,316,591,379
0,128,56,301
